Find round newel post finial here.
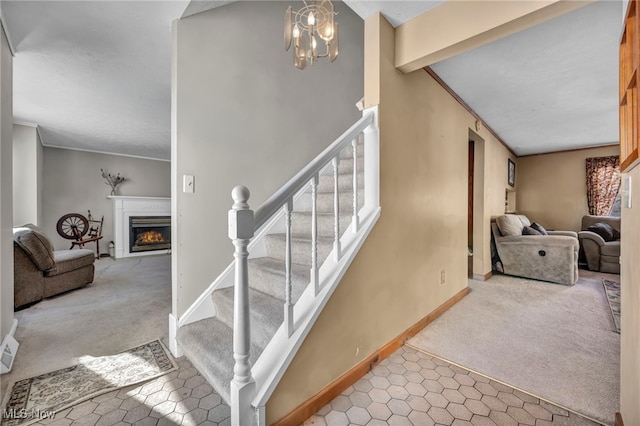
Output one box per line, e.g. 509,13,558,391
232,186,250,210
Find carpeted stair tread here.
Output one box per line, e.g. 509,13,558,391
317,172,364,193
248,257,310,302
290,211,352,237
212,286,284,351
177,317,261,406
265,233,334,266
335,157,365,174
339,144,364,159
177,142,368,410
315,190,365,213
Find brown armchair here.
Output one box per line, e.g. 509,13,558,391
578,215,620,274
13,224,95,309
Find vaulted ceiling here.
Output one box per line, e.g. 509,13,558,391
0,1,622,160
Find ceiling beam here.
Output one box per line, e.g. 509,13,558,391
395,0,595,74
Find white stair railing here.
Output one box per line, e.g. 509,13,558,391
227,106,380,426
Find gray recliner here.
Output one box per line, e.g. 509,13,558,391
578,215,620,274
491,214,579,286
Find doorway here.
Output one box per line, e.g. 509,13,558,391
468,140,474,278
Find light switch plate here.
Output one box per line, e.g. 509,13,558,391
183,175,195,193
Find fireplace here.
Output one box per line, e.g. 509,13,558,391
129,216,171,253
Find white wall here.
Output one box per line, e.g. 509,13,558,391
0,26,14,339
173,1,364,316
42,147,170,253
13,124,43,226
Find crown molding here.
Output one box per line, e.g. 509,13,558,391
42,143,170,162
424,67,516,157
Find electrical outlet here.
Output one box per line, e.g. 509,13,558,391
440,270,446,285
183,175,195,193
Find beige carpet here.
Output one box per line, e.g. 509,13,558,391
409,270,620,426
0,255,171,403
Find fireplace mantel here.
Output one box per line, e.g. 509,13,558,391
109,196,171,258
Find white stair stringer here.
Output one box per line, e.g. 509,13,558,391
251,205,381,410
176,149,362,329
175,106,379,426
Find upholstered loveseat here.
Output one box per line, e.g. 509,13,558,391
491,214,579,285
578,215,620,274
13,225,95,309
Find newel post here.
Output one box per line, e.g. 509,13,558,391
228,186,256,426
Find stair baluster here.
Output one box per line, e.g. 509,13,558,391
352,138,360,233
332,157,341,261
284,199,294,337
228,186,256,426
178,107,379,426
311,173,319,296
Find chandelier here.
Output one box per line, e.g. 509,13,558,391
285,1,339,70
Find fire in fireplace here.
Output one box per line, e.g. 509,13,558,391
129,216,171,253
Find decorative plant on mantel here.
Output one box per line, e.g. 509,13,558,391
101,169,127,196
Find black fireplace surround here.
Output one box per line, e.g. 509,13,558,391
129,216,171,253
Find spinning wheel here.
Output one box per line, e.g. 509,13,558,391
56,211,104,258
57,213,89,240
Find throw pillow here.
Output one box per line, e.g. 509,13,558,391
531,222,548,235
496,215,524,237
612,227,621,240
587,222,615,242
522,226,542,235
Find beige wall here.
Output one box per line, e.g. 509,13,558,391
41,147,170,253
13,124,43,226
620,162,640,425
517,145,619,232
173,1,364,317
1,27,13,340
266,14,515,422
477,135,518,276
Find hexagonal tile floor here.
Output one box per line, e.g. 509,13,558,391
304,345,603,426
23,344,603,426
28,357,230,426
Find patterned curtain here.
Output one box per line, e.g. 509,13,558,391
586,156,621,215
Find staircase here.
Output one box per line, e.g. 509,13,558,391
176,107,379,425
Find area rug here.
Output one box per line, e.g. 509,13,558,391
1,339,176,426
603,279,621,333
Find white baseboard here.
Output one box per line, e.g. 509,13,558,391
1,319,19,374
168,313,183,358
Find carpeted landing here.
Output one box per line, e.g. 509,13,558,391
408,270,620,426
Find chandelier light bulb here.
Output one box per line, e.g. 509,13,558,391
322,24,333,41
285,0,338,70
